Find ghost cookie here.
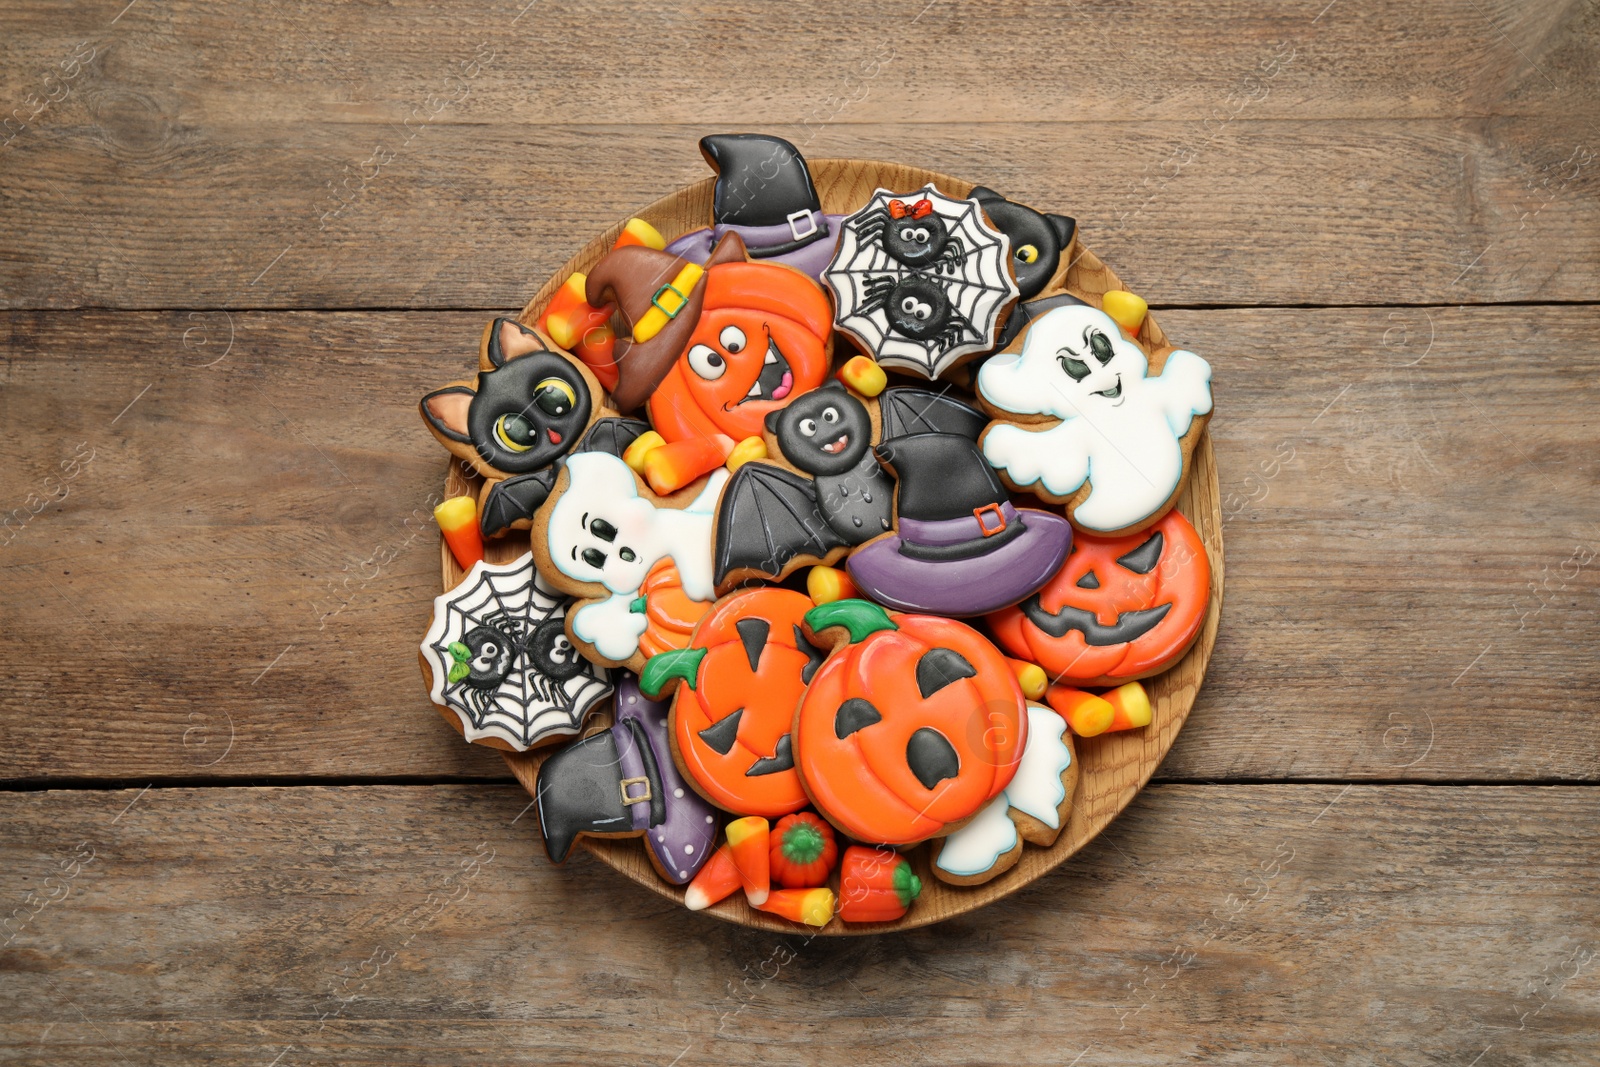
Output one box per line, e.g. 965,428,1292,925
825,184,1020,379
420,553,613,751
977,303,1214,535
929,702,1078,885
794,598,1028,846
711,381,986,591
420,318,610,538
533,449,726,673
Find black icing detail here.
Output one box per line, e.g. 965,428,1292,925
894,516,1024,561
479,469,556,536
735,617,769,673
767,382,874,477
1076,571,1101,590
697,709,744,757
1117,531,1165,575
700,134,824,233
623,717,667,828
590,517,618,543
915,647,977,699
1020,597,1172,646
874,433,1008,523
834,697,883,739
745,734,794,777
578,417,651,458
794,624,827,685
526,617,586,681
878,387,986,442
969,187,1076,301
713,462,848,583
535,719,662,862
458,625,515,688
906,728,960,790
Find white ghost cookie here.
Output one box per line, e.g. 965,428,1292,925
533,450,726,672
977,304,1213,535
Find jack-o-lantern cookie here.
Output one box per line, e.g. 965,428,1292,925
533,450,725,673
794,598,1027,846
711,380,986,591
977,303,1214,535
824,184,1020,379
420,318,611,537
989,509,1211,686
640,588,823,818
930,703,1078,885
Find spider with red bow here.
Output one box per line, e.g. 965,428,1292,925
853,197,967,273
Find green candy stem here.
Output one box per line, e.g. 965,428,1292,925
893,860,923,908
639,646,706,698
802,598,898,645
781,821,826,865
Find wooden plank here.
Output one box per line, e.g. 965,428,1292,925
0,783,1595,1065
0,111,1596,309
0,306,1595,783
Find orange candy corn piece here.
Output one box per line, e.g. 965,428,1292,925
684,842,741,911
1046,685,1116,737
757,887,835,927
435,496,484,569
611,217,666,251
573,322,618,392
641,436,733,496
725,816,771,907
806,565,860,606
837,354,887,396
1103,681,1153,731
1006,657,1048,701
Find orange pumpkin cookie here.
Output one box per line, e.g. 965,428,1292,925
640,588,823,818
794,599,1027,846
988,509,1210,686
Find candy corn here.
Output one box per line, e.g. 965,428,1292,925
1045,685,1116,737
837,354,887,397
611,217,666,251
725,816,771,907
622,430,666,474
683,842,741,911
435,496,484,569
724,435,767,473
1006,657,1048,701
806,565,860,606
757,887,835,927
1101,290,1148,336
1103,680,1153,731
574,323,618,392
641,435,733,496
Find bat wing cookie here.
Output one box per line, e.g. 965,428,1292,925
977,303,1214,536
534,449,727,674
711,381,988,590
420,318,610,538
928,702,1078,885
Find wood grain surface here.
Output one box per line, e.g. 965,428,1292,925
2,0,1596,1059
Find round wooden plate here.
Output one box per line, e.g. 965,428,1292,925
436,160,1224,933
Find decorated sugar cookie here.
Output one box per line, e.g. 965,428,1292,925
534,450,726,672
663,134,845,282
968,187,1076,301
844,432,1072,617
794,599,1027,846
977,304,1214,535
420,318,610,537
990,509,1211,686
930,703,1078,885
640,588,823,818
535,672,719,884
825,184,1020,379
712,381,986,590
419,553,612,752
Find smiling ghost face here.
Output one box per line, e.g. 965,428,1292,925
549,452,662,596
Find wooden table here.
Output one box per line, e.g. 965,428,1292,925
2,2,1596,1063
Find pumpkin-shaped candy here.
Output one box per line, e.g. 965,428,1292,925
794,599,1027,846
987,509,1210,686
641,588,823,817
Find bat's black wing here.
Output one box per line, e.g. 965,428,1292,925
578,417,651,458
714,464,847,585
481,470,556,537
880,386,987,442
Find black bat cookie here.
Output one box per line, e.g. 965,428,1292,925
712,382,986,588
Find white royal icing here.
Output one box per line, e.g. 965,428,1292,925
549,452,726,662
935,705,1073,878
978,305,1212,532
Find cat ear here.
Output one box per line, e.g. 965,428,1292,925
1047,214,1077,248
764,408,785,434
969,186,1000,204
482,317,544,368
421,386,475,444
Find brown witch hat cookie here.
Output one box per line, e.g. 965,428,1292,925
585,231,748,412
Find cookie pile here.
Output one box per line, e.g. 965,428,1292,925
417,134,1215,927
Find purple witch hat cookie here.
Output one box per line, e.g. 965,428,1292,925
846,432,1072,617
535,672,718,885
